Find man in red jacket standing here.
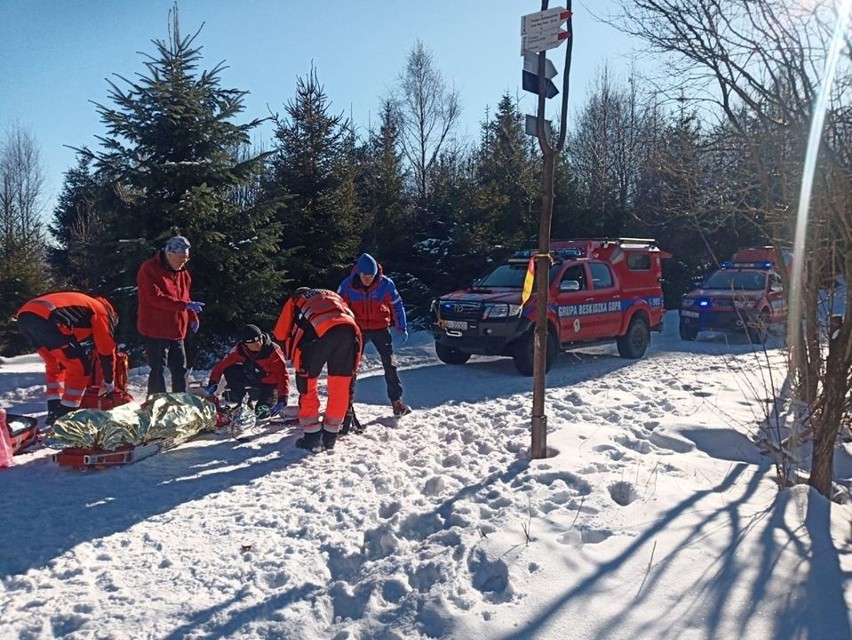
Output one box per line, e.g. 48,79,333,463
136,235,204,396
338,253,411,417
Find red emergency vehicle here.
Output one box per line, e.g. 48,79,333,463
430,238,670,375
679,246,790,343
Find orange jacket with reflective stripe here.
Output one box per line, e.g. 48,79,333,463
16,292,118,356
273,289,359,365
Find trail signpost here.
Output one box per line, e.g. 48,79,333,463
522,51,558,98
520,1,573,460
520,6,571,53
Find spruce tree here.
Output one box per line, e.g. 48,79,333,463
474,94,539,249
357,100,409,266
80,7,282,346
267,67,360,288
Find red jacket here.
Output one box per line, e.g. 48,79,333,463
209,335,290,396
337,263,407,332
16,292,118,383
17,292,118,357
273,289,360,370
136,252,197,340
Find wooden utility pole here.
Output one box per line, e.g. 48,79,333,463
528,0,573,459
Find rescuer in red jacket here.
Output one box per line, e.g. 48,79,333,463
273,288,361,452
205,324,290,416
136,235,204,397
16,292,119,424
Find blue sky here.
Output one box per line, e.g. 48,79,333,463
0,0,640,215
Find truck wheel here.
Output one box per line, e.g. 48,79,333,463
513,330,557,376
617,317,650,359
435,343,472,365
748,310,770,344
679,320,698,341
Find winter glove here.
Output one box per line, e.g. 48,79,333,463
395,327,409,345
186,301,205,313
271,399,287,417
99,381,116,397
190,319,199,334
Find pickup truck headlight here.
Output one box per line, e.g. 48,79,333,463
482,303,522,319
734,299,758,309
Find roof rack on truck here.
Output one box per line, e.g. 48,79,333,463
511,238,668,262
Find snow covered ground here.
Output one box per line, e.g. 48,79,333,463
1,310,850,639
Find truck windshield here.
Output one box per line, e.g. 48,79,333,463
703,270,765,291
477,262,561,288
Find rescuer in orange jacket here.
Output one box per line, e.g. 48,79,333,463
16,292,119,424
273,288,361,452
205,324,290,416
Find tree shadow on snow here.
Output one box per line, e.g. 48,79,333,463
490,462,851,640
0,428,309,578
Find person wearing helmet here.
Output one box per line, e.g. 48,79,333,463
204,324,290,417
16,292,119,424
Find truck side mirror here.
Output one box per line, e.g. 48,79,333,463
559,280,580,292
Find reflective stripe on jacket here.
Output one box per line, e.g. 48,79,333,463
17,292,117,357
273,289,360,368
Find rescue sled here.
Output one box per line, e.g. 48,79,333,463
52,442,162,470
49,392,218,471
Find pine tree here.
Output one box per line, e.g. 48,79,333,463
78,6,282,345
357,100,410,265
49,155,112,291
474,94,539,249
267,67,360,288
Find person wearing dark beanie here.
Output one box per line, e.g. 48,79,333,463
204,324,290,417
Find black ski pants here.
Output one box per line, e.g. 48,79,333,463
352,327,403,403
144,337,187,396
222,363,277,407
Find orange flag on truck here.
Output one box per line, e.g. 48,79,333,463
521,256,535,305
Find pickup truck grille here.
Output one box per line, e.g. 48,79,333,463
438,300,481,321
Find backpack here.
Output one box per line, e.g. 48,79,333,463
5,412,40,454
80,350,134,410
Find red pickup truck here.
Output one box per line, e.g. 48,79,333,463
679,246,790,343
430,238,670,375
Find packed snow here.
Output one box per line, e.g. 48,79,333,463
1,311,850,639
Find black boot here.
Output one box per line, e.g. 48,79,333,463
340,406,364,436
295,431,322,452
45,399,61,426
322,431,338,451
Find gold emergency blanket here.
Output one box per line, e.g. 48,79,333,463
49,392,217,450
